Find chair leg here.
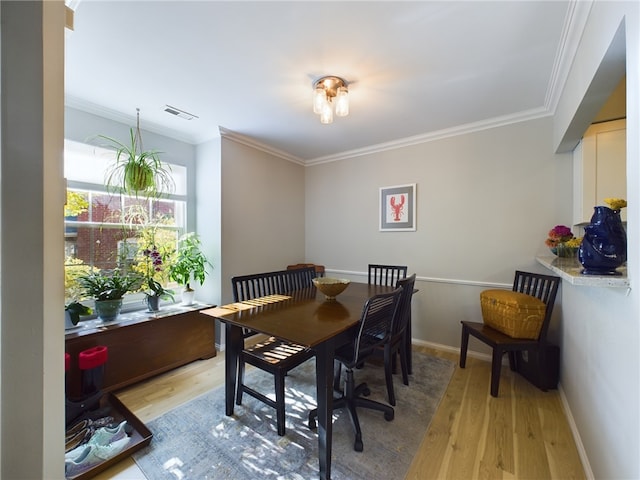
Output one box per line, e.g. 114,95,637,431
384,346,396,406
459,325,470,368
236,357,246,405
399,344,409,386
275,372,286,436
507,351,517,371
333,361,342,392
308,367,394,453
490,348,504,397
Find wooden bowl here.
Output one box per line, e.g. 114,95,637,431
312,277,351,300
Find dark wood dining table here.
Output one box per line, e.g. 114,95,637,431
201,281,396,480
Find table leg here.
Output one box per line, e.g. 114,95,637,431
315,340,335,480
225,323,242,416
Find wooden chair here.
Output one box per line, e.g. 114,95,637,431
379,273,416,406
309,288,402,452
459,270,561,397
367,264,413,375
231,267,317,435
368,264,407,286
287,263,325,277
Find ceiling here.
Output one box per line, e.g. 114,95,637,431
65,1,576,164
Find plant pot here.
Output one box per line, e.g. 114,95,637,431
124,162,154,192
94,298,123,322
181,288,196,306
145,295,160,312
65,311,76,329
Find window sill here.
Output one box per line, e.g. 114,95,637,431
536,255,629,288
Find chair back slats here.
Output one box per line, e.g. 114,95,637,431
232,267,317,339
232,266,317,302
512,270,561,342
368,264,408,286
352,288,402,361
392,274,417,337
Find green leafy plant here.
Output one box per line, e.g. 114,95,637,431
65,301,92,326
97,112,175,198
77,269,144,301
169,232,211,291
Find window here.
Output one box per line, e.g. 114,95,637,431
64,140,187,307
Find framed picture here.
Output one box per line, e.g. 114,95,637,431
379,183,416,231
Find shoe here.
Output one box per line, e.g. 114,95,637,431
66,421,131,462
66,416,114,437
65,429,91,453
88,420,129,446
65,436,131,478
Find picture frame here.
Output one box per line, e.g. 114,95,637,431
379,183,416,231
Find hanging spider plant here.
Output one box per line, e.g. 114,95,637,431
99,109,175,199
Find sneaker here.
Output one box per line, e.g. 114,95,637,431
65,436,131,478
88,420,129,446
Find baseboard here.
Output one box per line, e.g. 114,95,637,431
417,339,594,479
413,338,494,363
558,385,594,479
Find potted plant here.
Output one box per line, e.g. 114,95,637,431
98,110,174,198
169,232,211,305
77,269,143,322
64,301,92,329
141,245,174,312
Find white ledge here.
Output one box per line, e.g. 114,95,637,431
536,255,629,288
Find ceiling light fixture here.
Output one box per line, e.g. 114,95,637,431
312,76,349,124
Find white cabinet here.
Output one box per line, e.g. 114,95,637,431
573,119,626,225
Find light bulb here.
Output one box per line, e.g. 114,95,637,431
335,86,349,117
320,101,333,124
313,87,327,115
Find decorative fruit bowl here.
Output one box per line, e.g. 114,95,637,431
312,277,351,300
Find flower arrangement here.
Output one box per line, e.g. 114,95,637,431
545,225,574,249
545,225,579,258
142,245,174,302
604,198,627,211
564,236,583,249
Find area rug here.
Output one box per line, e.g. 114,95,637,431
133,352,455,480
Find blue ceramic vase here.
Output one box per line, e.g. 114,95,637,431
578,206,627,275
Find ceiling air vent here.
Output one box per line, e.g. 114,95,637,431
163,105,198,120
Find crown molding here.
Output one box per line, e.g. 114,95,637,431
304,107,552,166
218,127,305,165
544,0,594,113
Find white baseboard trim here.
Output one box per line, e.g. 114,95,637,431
558,385,594,479
413,338,495,363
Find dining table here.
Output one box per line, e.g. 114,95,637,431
201,281,397,480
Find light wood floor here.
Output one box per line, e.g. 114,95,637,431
95,345,586,479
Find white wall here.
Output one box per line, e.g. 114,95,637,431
552,2,640,478
1,2,65,477
305,116,572,350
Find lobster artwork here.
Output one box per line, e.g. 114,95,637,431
389,194,405,221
